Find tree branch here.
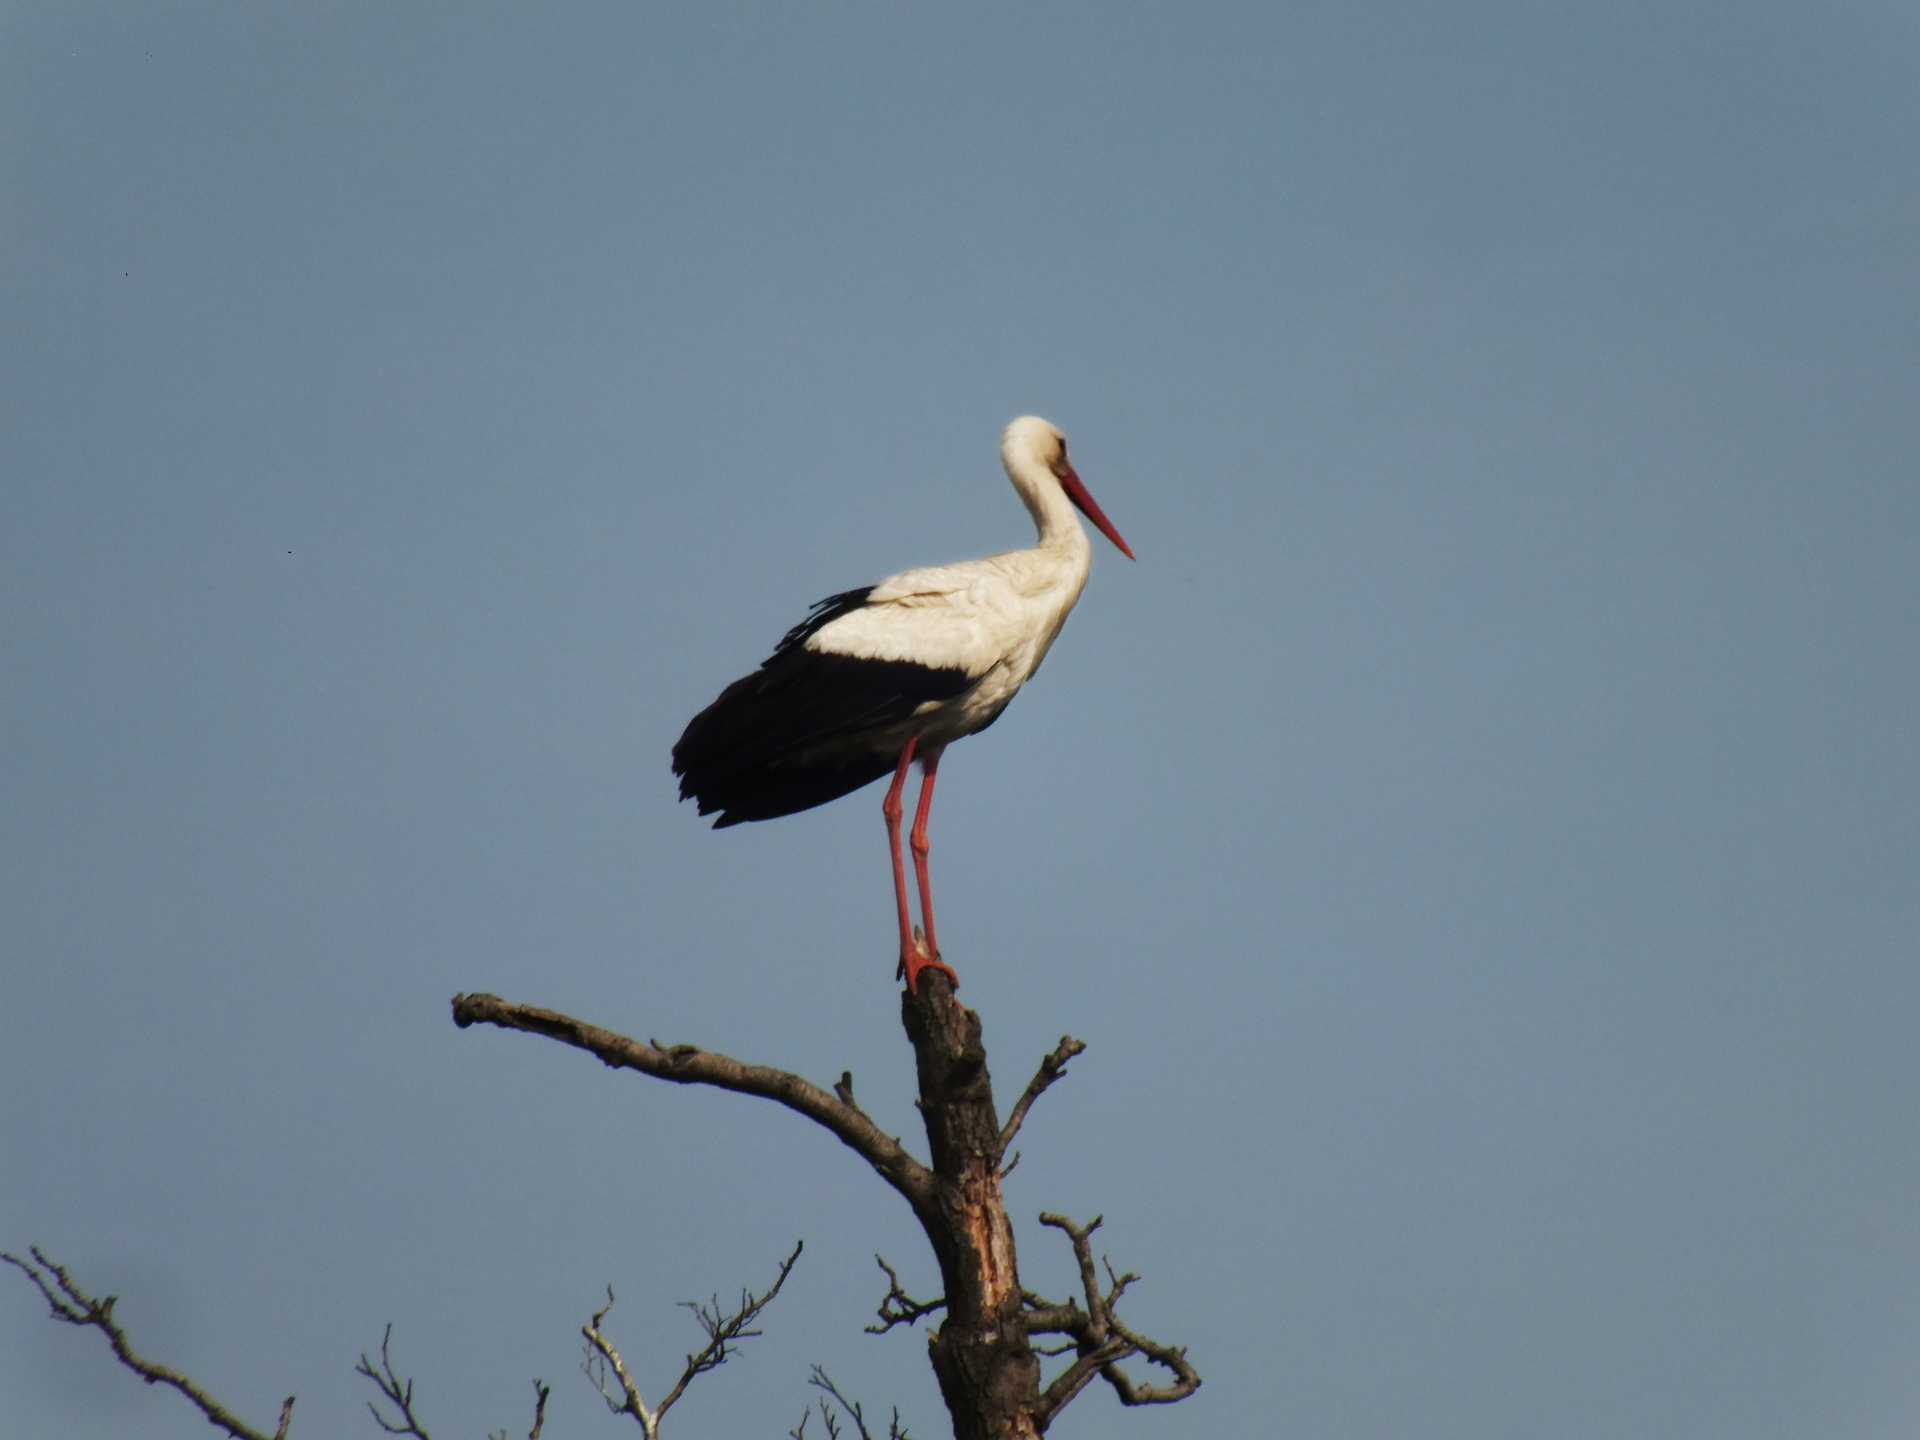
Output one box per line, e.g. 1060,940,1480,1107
489,1380,550,1440
1017,1297,1086,1335
863,1255,945,1334
356,1325,431,1438
583,1241,803,1439
660,1239,803,1416
1042,1213,1125,1323
582,1288,652,1434
452,994,934,1214
796,1365,914,1440
1020,1215,1201,1428
1094,1314,1203,1407
996,1036,1086,1162
3,1247,294,1440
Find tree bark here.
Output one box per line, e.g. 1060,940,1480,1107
899,971,1041,1439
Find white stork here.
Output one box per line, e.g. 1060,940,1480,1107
672,416,1134,992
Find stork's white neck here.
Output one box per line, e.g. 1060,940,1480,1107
1004,449,1092,557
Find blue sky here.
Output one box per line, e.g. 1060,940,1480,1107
4,5,1918,1437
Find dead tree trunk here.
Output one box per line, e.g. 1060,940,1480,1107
451,971,1197,1438
899,972,1040,1439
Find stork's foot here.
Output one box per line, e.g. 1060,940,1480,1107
897,941,959,995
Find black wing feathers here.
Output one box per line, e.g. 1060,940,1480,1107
672,589,973,827
773,587,876,656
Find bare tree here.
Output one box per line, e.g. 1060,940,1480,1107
11,972,1196,1438
453,969,1199,1438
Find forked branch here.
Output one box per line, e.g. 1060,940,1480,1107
863,1255,945,1334
356,1325,433,1438
583,1240,803,1439
789,1365,914,1440
1020,1214,1200,1427
2,1247,294,1440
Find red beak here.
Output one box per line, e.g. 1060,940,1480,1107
1056,463,1136,560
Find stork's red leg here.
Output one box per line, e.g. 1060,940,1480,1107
883,735,919,981
905,749,957,993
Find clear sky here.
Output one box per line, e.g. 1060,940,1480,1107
4,4,1917,1438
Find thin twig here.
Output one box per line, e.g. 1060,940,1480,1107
491,1379,551,1440
804,1366,914,1440
2,1248,294,1440
863,1256,945,1334
808,1367,872,1440
583,1241,804,1438
658,1239,804,1416
356,1325,431,1439
996,1037,1086,1161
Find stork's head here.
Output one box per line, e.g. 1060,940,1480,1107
1000,416,1136,560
